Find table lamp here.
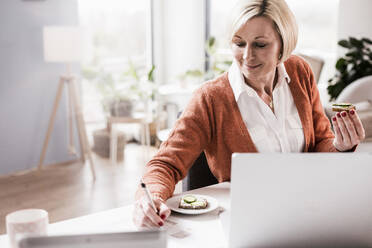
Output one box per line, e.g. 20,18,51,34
39,26,96,180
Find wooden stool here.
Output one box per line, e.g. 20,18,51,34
107,114,151,165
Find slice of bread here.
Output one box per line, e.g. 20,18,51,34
332,103,356,112
179,195,208,209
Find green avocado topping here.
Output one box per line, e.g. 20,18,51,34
183,195,197,204
332,103,352,107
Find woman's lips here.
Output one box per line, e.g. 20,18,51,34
243,63,262,70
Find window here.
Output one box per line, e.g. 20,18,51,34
79,0,149,62
209,0,239,52
78,0,151,122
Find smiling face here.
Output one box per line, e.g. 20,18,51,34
231,16,282,85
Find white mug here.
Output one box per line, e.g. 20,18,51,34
6,209,48,248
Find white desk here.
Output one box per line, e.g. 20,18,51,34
0,183,230,248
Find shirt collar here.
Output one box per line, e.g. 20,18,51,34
228,59,291,102
278,62,291,84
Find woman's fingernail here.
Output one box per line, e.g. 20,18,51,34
350,109,355,115
161,214,166,220
337,112,341,118
341,111,347,117
332,117,337,121
158,222,163,226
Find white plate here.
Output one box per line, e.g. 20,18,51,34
166,194,219,215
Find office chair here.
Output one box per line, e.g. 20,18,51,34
160,110,218,191
182,152,218,191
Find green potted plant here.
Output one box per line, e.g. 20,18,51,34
82,62,157,117
82,62,157,159
327,37,372,101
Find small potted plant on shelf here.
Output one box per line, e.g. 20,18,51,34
82,61,157,159
327,37,372,101
82,61,157,118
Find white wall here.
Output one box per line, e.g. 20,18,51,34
338,0,372,55
153,0,206,84
0,0,80,175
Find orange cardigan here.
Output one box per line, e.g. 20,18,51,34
136,55,337,201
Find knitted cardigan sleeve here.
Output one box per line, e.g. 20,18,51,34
135,86,213,201
302,59,338,152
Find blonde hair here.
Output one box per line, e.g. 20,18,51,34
228,0,298,62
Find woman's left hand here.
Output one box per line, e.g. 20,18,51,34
331,109,365,151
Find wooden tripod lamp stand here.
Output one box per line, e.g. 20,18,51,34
39,26,96,180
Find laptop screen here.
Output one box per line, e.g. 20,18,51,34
229,152,372,248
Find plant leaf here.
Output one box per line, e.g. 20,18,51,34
350,37,364,49
147,65,155,82
345,51,361,59
335,58,346,72
208,36,215,48
362,38,372,45
338,39,350,48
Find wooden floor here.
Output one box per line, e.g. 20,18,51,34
0,143,157,235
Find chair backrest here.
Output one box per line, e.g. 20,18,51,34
298,53,324,84
182,152,218,191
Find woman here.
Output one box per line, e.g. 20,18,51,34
133,0,365,228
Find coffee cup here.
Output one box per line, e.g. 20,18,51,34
6,209,48,248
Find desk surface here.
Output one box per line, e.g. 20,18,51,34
0,183,230,248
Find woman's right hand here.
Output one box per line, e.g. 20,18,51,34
133,195,171,228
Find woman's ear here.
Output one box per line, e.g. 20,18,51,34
277,53,282,65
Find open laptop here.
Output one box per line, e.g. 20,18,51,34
18,230,166,248
226,152,372,248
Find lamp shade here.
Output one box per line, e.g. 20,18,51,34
43,26,83,62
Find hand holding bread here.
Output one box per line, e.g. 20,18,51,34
331,103,356,112
331,103,365,151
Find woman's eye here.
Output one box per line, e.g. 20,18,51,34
235,42,246,47
255,43,266,48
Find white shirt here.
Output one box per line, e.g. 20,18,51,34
228,60,305,152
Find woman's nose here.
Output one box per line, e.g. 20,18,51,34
243,46,254,60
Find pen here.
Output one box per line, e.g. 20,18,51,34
140,180,159,215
